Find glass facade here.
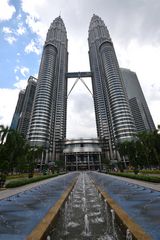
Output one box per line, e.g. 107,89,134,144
88,15,136,158
10,76,37,138
10,90,25,130
120,68,156,132
27,17,68,163
11,15,157,166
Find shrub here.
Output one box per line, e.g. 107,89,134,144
28,173,33,178
6,174,28,180
5,173,59,188
0,174,6,187
109,172,160,183
140,169,160,174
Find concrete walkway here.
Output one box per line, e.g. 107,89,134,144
0,172,78,240
108,174,160,192
0,175,67,200
0,172,159,200
0,172,160,239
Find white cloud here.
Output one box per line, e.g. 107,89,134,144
0,88,19,127
149,101,160,129
33,73,38,79
2,0,159,136
2,26,12,34
16,14,22,20
14,66,29,77
20,67,29,77
21,0,43,19
0,0,16,21
14,79,27,89
2,26,17,44
68,37,90,72
67,79,97,138
0,77,28,127
116,40,160,127
25,15,47,40
4,35,16,44
15,76,19,81
2,22,26,47
21,0,56,25
25,39,42,55
17,23,26,35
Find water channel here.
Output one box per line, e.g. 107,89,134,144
48,172,128,240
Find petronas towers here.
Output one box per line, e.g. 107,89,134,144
88,15,136,159
12,14,155,164
28,17,68,163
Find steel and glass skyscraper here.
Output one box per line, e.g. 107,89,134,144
10,90,25,130
88,15,136,158
120,68,156,132
27,16,68,163
10,76,37,138
17,76,37,138
12,14,156,166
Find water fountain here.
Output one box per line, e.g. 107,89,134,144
0,172,78,239
49,172,126,239
83,214,91,236
126,229,132,240
111,209,120,239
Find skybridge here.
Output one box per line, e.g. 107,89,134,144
66,71,93,98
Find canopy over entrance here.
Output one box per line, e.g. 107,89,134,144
63,138,102,171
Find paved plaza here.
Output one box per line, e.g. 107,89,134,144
90,172,160,240
0,173,78,240
0,172,160,239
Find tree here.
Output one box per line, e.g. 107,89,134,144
0,125,45,180
0,125,9,145
4,129,27,173
138,131,160,168
117,129,160,172
26,146,44,177
54,159,65,173
0,125,10,186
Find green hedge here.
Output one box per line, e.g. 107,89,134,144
127,169,160,174
140,170,160,174
6,174,28,180
109,172,160,183
5,173,59,188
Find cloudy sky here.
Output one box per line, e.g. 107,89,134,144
0,0,160,139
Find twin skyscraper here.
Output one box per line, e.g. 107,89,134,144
11,15,155,165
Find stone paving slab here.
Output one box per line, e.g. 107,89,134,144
0,172,78,240
108,174,160,192
89,172,160,240
1,172,159,240
0,175,65,200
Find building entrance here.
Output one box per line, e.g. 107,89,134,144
64,139,102,171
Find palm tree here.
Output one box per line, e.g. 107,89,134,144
2,129,28,173
0,125,9,145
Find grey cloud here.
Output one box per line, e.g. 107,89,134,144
64,0,160,46
69,92,94,115
20,0,160,132
67,92,97,138
67,111,97,138
22,0,160,47
149,84,160,101
21,0,160,46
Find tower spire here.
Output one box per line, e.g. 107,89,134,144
88,14,136,160
28,16,68,163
